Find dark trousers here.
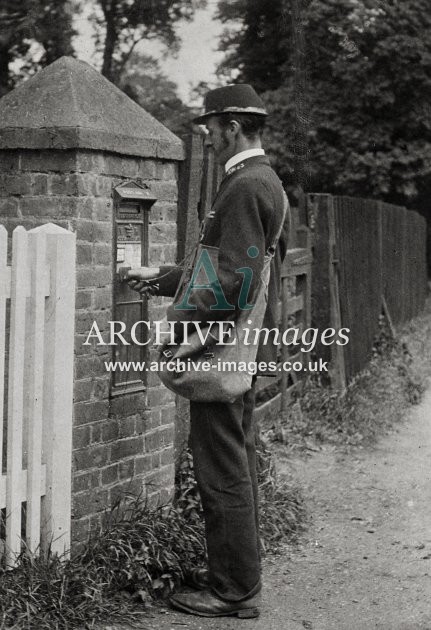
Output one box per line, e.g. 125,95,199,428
189,381,261,602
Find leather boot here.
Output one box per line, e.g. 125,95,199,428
170,589,260,618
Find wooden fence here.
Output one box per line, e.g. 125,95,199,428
254,202,312,423
309,194,427,385
0,223,75,566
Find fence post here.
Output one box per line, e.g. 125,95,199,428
310,194,346,389
37,223,76,557
0,227,8,481
328,197,346,390
177,131,204,262
400,209,408,323
6,227,28,566
26,229,48,553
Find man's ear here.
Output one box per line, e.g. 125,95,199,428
228,119,242,137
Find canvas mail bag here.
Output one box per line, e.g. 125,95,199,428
154,203,287,403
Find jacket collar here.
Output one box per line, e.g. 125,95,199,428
225,148,265,173
224,154,271,178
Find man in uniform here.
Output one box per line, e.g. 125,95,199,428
126,84,290,618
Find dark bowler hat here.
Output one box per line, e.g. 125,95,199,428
193,84,268,124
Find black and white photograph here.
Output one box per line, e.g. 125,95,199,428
0,0,430,628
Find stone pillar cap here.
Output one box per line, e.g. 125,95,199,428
0,56,184,160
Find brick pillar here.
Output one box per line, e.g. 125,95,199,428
0,57,185,545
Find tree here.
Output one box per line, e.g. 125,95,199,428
0,0,75,96
120,52,194,136
217,0,292,91
92,0,206,83
216,0,431,215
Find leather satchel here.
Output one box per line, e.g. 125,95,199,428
154,203,287,403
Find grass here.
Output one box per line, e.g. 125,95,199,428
0,495,207,629
0,441,305,629
265,301,431,452
398,295,431,383
256,435,307,552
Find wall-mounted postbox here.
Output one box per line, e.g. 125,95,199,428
112,181,157,396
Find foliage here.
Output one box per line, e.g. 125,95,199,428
216,0,431,214
217,0,292,91
0,1,201,138
256,434,307,551
120,52,194,136
265,312,426,451
0,493,206,629
0,0,75,96
398,296,431,385
174,449,204,523
92,0,206,82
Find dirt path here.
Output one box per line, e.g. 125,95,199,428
268,387,431,630
108,388,431,630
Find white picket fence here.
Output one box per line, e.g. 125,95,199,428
0,223,76,567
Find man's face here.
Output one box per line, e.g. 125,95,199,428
205,116,236,165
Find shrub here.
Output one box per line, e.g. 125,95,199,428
0,493,206,629
0,439,305,628
266,313,426,450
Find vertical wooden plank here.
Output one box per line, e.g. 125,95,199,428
381,202,404,325
25,230,47,553
399,208,408,323
414,215,419,313
382,203,390,319
37,224,76,557
200,142,217,219
404,211,411,322
280,276,290,413
407,214,415,320
6,227,28,566
177,131,204,262
328,197,346,390
290,208,299,249
0,226,8,480
420,215,428,310
414,215,422,313
308,194,333,369
304,262,312,329
377,200,383,307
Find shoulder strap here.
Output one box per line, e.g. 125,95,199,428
266,190,289,257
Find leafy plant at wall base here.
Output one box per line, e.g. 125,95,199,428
0,493,206,628
0,428,305,628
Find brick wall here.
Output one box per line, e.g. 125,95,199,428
0,148,179,545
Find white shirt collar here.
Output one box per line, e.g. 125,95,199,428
225,148,265,173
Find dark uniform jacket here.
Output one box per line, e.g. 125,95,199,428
156,155,290,366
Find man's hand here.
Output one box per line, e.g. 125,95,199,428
120,266,160,297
